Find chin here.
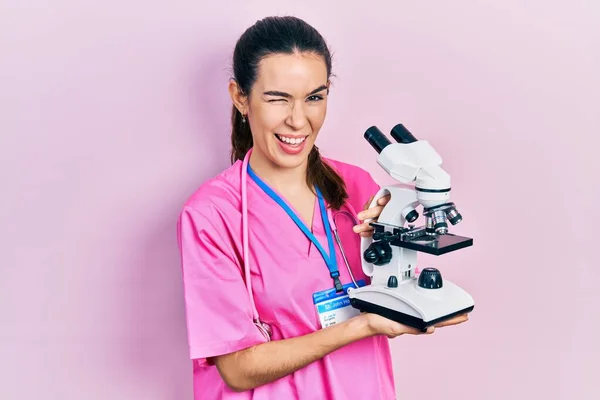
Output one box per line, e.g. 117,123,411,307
275,155,309,170
269,136,314,169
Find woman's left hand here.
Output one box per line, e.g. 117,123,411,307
353,194,391,237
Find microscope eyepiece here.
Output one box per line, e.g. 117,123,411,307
364,126,392,154
390,123,417,144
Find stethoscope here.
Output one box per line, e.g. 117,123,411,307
240,148,360,341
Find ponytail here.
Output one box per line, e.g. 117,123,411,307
230,105,253,164
308,147,348,210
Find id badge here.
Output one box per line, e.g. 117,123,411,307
312,280,366,328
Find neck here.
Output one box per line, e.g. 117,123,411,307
248,148,311,195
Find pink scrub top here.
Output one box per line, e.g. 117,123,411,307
177,156,396,400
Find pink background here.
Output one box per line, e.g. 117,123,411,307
1,1,598,399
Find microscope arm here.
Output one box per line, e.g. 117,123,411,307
360,186,420,282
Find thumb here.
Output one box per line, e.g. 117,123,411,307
363,195,374,210
377,195,391,205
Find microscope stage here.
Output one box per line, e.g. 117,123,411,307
393,233,473,256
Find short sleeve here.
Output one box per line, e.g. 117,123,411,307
177,205,268,365
361,171,382,207
347,167,382,215
323,158,382,214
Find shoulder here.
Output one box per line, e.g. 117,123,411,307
324,157,380,192
324,158,377,185
323,157,381,209
181,160,243,220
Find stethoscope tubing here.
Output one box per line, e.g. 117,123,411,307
241,149,362,333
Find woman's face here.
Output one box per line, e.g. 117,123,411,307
232,52,329,170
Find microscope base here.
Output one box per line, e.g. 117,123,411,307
347,278,474,332
350,297,473,332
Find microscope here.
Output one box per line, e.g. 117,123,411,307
347,123,474,332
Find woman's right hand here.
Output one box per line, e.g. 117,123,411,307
210,311,469,392
363,312,469,338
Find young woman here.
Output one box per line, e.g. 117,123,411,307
177,15,468,400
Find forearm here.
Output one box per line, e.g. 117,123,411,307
213,314,374,391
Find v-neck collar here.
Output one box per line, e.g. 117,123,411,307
245,163,329,258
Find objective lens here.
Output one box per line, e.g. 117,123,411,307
426,216,436,235
432,210,448,234
446,207,463,225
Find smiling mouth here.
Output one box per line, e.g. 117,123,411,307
275,134,308,145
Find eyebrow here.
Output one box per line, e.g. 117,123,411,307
263,84,328,98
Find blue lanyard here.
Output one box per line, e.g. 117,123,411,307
247,164,343,293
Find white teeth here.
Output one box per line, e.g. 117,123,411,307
276,134,307,145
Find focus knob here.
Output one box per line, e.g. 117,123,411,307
363,242,393,266
387,275,398,288
417,267,443,289
405,209,419,223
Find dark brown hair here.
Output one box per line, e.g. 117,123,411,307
229,16,348,210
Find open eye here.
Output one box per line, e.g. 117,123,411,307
307,95,324,102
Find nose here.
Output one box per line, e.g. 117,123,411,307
285,101,308,131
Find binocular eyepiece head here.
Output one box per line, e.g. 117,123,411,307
364,123,418,153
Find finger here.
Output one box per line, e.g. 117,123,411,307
353,221,374,230
377,195,391,205
434,314,469,327
363,194,390,211
406,326,434,335
353,222,375,234
363,195,375,211
357,205,385,221
435,318,461,327
449,314,469,323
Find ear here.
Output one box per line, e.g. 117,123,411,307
228,79,247,115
